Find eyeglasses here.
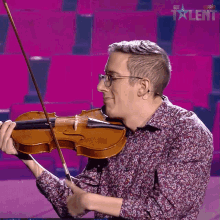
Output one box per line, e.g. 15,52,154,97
98,74,146,87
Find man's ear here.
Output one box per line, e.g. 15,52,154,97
137,79,149,97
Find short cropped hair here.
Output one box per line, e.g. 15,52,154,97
108,40,171,96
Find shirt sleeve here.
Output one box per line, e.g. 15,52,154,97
36,158,102,218
119,119,213,219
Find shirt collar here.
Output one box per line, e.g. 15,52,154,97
140,95,172,131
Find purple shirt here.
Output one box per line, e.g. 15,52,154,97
36,96,213,219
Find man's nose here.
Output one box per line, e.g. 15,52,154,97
97,80,109,92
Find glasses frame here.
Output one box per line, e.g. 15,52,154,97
98,74,148,88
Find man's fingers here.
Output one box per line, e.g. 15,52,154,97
66,195,71,203
0,121,16,151
65,179,76,189
5,122,16,137
0,120,11,148
3,121,16,149
0,121,2,148
66,194,84,217
6,138,17,155
65,179,84,195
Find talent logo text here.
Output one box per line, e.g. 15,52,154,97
171,4,217,21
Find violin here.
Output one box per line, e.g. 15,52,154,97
12,109,126,159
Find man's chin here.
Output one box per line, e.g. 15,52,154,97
105,106,121,119
105,105,114,118
105,106,112,117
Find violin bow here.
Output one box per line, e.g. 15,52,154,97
2,0,73,182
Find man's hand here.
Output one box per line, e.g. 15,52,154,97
0,120,18,155
65,179,91,216
65,179,123,217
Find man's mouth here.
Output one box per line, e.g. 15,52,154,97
103,97,113,103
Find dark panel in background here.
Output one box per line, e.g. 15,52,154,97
62,0,78,11
24,58,51,103
157,16,176,55
213,0,220,11
72,15,93,55
0,15,9,54
137,0,152,11
212,56,220,91
193,106,214,131
209,56,220,114
0,110,10,122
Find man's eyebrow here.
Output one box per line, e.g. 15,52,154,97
104,70,120,75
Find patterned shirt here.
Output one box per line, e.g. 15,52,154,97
36,96,213,219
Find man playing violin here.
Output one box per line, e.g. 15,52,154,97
0,40,213,219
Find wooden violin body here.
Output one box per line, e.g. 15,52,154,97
12,109,127,159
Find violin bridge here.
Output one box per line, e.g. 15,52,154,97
74,115,78,131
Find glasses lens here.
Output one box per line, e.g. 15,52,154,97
99,74,111,87
99,74,103,82
105,75,111,87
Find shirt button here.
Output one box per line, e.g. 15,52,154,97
125,168,129,172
